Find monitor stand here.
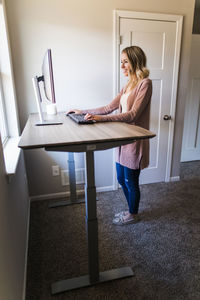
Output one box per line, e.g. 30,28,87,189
32,76,63,126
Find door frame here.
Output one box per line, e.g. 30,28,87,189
113,10,183,185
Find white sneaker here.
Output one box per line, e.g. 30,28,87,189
112,214,140,226
114,210,129,218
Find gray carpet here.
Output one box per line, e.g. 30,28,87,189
26,161,200,300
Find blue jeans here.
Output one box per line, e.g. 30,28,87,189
116,163,141,214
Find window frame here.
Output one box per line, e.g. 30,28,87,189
0,71,9,145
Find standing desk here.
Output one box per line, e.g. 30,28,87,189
19,113,155,294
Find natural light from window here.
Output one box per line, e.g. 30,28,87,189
0,1,20,176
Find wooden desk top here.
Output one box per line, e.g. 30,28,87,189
18,113,155,151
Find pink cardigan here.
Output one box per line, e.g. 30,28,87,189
82,78,152,170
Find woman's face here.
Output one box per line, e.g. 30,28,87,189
121,52,132,77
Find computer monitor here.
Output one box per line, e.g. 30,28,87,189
32,49,62,126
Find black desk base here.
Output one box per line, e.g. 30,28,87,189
49,152,84,208
45,147,135,295
51,267,134,294
49,197,85,208
49,197,99,208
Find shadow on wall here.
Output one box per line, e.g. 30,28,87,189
193,0,200,33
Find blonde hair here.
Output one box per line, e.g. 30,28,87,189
122,46,149,88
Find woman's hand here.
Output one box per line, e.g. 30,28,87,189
66,109,83,115
84,113,104,122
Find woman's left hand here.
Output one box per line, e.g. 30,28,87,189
84,113,104,122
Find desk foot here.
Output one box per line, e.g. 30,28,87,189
48,197,99,208
51,267,134,295
48,198,85,208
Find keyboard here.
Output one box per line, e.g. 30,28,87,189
66,113,95,124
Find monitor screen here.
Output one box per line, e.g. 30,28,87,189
42,49,56,103
32,49,62,125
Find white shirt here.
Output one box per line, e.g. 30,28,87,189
120,92,130,113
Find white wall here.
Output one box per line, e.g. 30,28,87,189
0,148,29,300
4,0,195,197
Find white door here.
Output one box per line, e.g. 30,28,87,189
117,13,182,184
181,35,200,162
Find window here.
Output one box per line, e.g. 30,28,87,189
0,1,19,140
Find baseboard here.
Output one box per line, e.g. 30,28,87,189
22,197,31,300
170,176,180,182
30,186,115,202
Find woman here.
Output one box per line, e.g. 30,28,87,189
67,46,152,225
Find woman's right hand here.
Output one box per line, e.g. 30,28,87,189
66,109,83,115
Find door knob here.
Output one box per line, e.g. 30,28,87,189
163,115,171,121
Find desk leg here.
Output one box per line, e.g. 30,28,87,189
49,152,85,208
84,151,99,283
51,150,133,295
